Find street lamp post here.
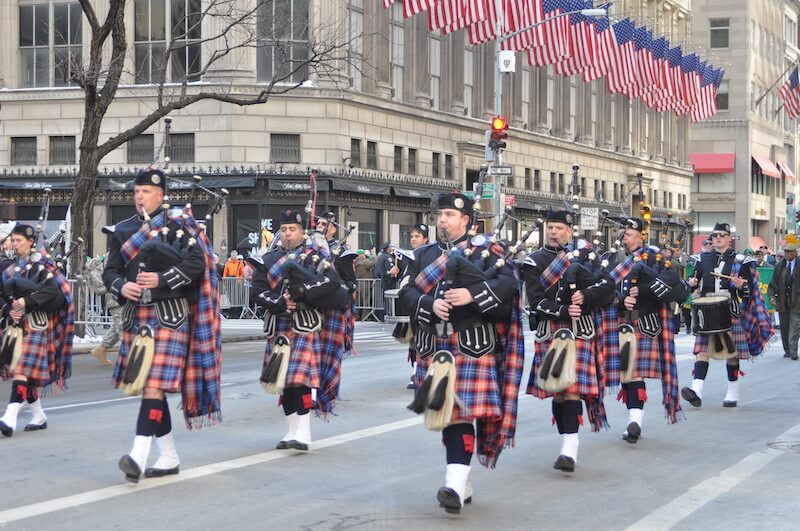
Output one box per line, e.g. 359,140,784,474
489,4,610,227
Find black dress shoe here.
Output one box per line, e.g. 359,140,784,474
553,455,575,472
792,355,799,361
406,381,415,390
723,400,737,408
622,422,641,444
144,465,180,478
287,440,309,451
24,421,47,432
437,487,462,514
275,440,291,450
784,352,791,358
118,455,142,483
0,420,13,437
681,387,702,407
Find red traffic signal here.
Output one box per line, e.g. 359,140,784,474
489,115,508,152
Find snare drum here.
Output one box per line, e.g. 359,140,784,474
384,288,409,324
691,295,731,334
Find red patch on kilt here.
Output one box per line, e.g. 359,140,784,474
616,389,626,403
738,370,745,378
149,408,163,423
577,414,584,426
462,434,475,454
638,388,648,403
16,383,28,402
301,392,313,410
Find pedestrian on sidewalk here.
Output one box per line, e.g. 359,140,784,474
0,224,74,437
768,243,799,359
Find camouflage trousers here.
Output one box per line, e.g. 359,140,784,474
101,305,123,349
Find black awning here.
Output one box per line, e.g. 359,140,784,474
97,175,255,191
329,179,391,195
393,187,435,199
267,179,331,192
0,179,75,190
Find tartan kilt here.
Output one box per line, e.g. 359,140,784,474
264,314,320,389
527,318,600,399
414,332,503,423
630,320,664,380
597,306,621,388
2,318,50,385
692,314,750,361
112,303,190,393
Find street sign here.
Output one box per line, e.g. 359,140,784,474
486,165,513,176
474,182,495,199
580,207,599,231
504,194,515,207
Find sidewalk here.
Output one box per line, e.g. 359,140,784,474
72,319,391,354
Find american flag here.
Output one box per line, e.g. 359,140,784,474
555,1,598,77
779,66,800,119
466,0,504,45
646,36,676,111
526,0,569,66
690,66,721,122
503,0,545,51
632,26,656,96
681,53,701,112
429,0,487,34
582,16,612,82
667,46,690,115
606,18,635,94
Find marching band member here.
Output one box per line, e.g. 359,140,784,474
682,223,771,408
613,219,682,444
250,209,347,450
0,224,73,436
314,211,357,416
103,168,221,482
524,210,613,473
400,192,523,515
403,223,429,389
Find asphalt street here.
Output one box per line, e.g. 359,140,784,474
1,324,799,530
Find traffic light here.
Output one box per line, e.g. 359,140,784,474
640,201,652,222
489,115,508,153
484,130,495,162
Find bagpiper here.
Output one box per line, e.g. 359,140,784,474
524,210,613,473
103,167,222,482
399,192,524,515
0,223,74,436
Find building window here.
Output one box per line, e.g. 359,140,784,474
550,172,557,193
580,177,587,197
445,154,453,180
127,134,154,163
431,152,440,179
464,48,474,116
525,168,532,190
49,136,75,165
409,148,417,175
347,1,364,91
430,36,441,109
350,138,362,167
168,132,195,163
271,134,300,164
11,137,37,166
558,173,565,194
390,4,404,101
257,0,310,84
716,80,729,111
710,18,729,48
135,0,203,84
534,170,541,191
19,1,82,88
393,145,403,173
366,141,378,170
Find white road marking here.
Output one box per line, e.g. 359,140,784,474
623,422,800,531
0,416,423,525
46,382,238,411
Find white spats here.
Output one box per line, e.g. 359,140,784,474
691,378,705,400
560,433,580,462
444,464,471,506
628,408,644,429
724,380,739,406
25,399,47,429
150,432,180,471
280,413,297,444
129,435,153,471
0,402,23,436
294,413,312,447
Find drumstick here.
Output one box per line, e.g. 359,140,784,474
710,272,739,281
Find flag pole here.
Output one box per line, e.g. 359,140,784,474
756,61,797,108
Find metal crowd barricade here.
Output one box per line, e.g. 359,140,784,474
355,278,382,322
219,277,257,319
69,279,112,337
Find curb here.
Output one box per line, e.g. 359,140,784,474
73,334,268,354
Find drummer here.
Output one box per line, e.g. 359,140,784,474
682,223,772,408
